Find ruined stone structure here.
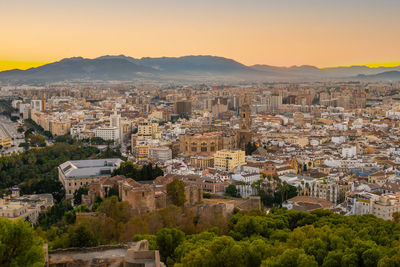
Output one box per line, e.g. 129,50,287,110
197,196,262,218
83,175,203,216
47,240,165,267
119,179,156,215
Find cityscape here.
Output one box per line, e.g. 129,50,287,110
1,1,400,267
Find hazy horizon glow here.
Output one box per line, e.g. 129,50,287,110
1,0,399,71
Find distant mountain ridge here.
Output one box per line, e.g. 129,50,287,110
1,55,399,83
356,70,400,81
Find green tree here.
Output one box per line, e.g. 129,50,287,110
156,228,185,264
43,131,53,139
245,142,257,155
322,250,343,267
37,200,73,230
55,134,75,144
97,196,133,223
262,248,318,267
19,142,30,150
362,247,383,267
112,161,138,178
0,218,45,267
225,184,239,198
0,142,99,198
68,225,98,247
393,212,400,223
112,162,164,181
167,179,186,206
89,137,107,145
73,184,89,205
133,234,158,250
27,133,46,147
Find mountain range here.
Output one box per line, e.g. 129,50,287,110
1,55,400,83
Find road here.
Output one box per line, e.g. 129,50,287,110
0,115,24,154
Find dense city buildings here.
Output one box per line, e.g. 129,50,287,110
2,0,400,265
3,79,400,265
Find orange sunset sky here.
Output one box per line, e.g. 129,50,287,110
0,0,399,71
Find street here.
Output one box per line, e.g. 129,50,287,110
0,115,24,155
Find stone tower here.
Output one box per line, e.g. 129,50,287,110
239,102,252,131
237,95,253,150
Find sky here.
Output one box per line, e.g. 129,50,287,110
0,0,399,71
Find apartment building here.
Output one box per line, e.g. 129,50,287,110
94,126,120,141
50,120,71,136
0,137,11,148
148,146,172,162
137,119,159,138
134,145,149,161
372,194,400,220
214,149,245,172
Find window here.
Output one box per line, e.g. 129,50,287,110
201,142,207,152
191,142,197,152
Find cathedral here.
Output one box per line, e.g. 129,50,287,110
237,98,253,150
179,96,253,156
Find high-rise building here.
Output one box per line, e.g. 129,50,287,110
174,100,192,117
110,111,121,142
30,100,45,112
270,94,282,111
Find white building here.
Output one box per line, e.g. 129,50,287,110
342,145,357,158
70,125,85,138
18,103,29,115
30,100,44,112
236,184,257,198
331,136,346,144
232,173,260,183
148,146,172,162
110,111,121,141
347,192,377,216
94,126,120,142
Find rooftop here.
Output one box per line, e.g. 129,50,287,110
59,158,123,179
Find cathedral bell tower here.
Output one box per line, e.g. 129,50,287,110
237,95,253,150
240,103,252,131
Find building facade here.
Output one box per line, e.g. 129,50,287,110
214,149,246,172
179,131,237,157
58,158,123,198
